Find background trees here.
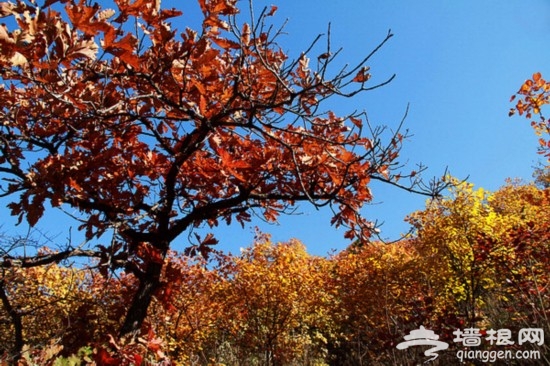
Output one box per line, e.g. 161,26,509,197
1,175,548,364
212,236,334,365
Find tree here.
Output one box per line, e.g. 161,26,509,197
326,239,427,365
0,0,445,337
485,181,550,357
0,239,136,361
533,163,550,188
146,251,229,364
510,72,550,159
406,179,508,327
2,180,547,363
214,235,334,365
407,177,550,329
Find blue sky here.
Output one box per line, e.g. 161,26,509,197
204,0,550,255
2,1,550,257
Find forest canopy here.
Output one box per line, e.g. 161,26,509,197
0,0,548,364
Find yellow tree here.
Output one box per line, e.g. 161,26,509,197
407,177,550,334
484,181,550,348
215,234,334,366
326,239,438,365
406,178,509,327
145,251,229,364
0,254,136,362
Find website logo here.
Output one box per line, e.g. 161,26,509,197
396,325,544,363
396,326,449,362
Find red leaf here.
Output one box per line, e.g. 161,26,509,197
159,8,183,21
93,348,120,366
133,354,143,365
353,66,371,83
350,116,363,128
107,32,136,53
137,243,164,264
266,5,278,16
104,32,139,68
201,233,219,246
194,232,219,246
212,37,239,50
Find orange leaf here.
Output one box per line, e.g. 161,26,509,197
67,38,98,60
69,177,82,191
212,36,239,50
350,116,363,128
353,66,371,83
266,5,278,16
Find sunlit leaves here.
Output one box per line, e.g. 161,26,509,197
0,261,135,357
3,176,550,364
510,72,550,159
217,236,335,363
138,236,336,364
0,0,409,254
0,0,432,339
327,239,432,360
406,177,550,336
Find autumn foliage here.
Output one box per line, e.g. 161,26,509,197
510,72,550,159
1,0,548,364
0,176,548,365
0,0,445,339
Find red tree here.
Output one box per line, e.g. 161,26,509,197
0,0,444,337
510,72,550,159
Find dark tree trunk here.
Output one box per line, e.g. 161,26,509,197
0,280,23,360
119,260,164,337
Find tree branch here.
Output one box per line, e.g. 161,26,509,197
0,249,102,269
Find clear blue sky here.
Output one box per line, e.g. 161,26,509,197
2,1,550,257
203,0,550,255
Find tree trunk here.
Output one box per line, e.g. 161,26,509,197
0,280,23,359
119,260,163,337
